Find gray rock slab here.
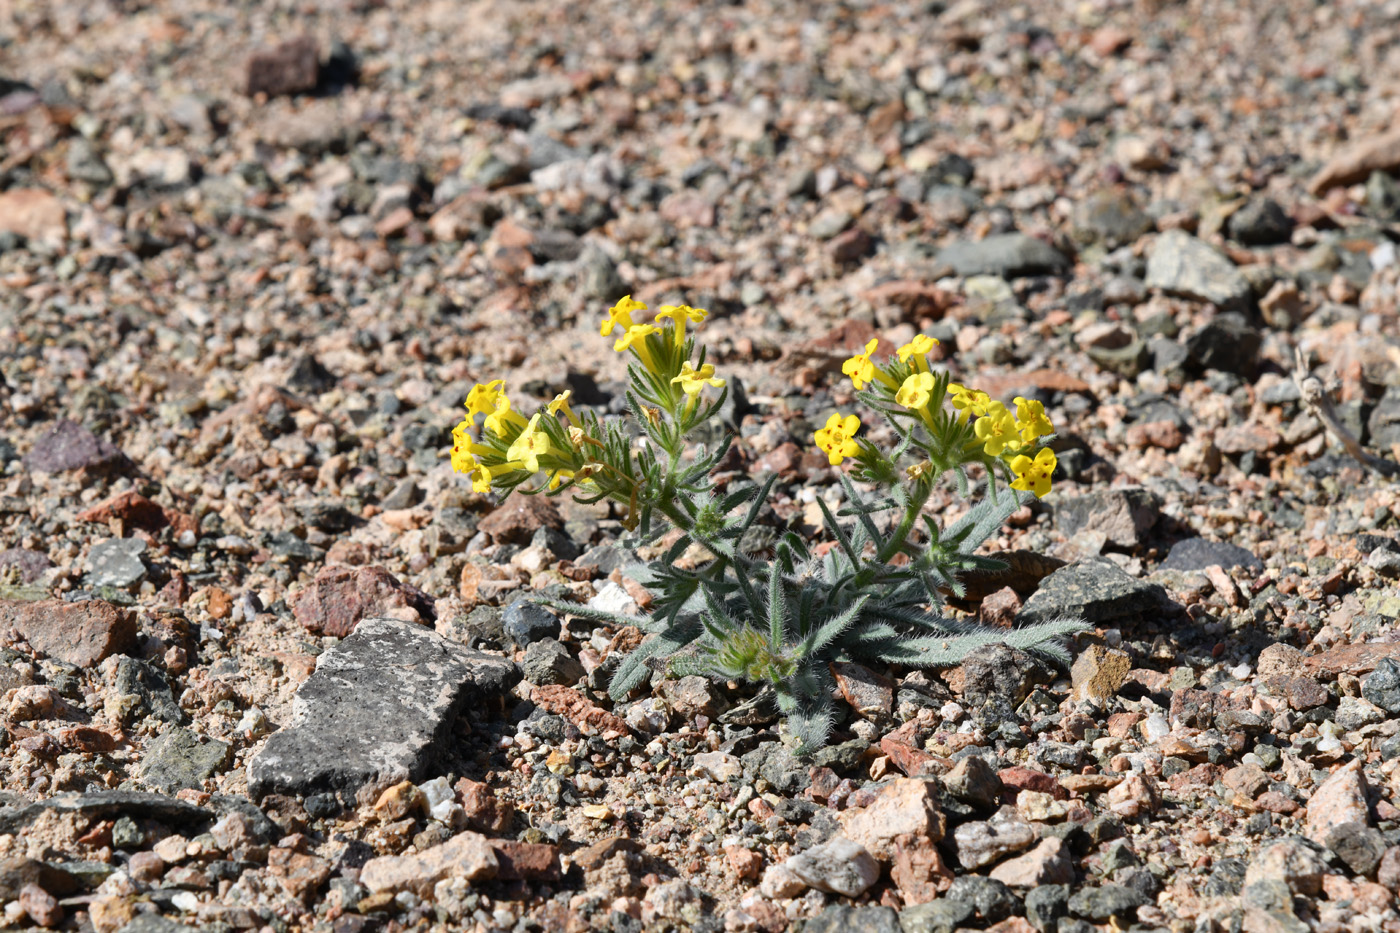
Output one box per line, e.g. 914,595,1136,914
1053,488,1161,549
937,233,1070,278
248,617,520,799
86,538,148,588
1145,230,1251,309
1017,558,1171,627
140,727,232,793
0,790,213,835
1160,538,1263,573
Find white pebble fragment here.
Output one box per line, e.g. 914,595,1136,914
418,776,459,823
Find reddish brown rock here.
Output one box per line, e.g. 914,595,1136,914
243,36,320,98
360,831,498,897
77,490,168,531
1262,674,1327,709
56,726,118,753
861,281,956,318
998,766,1067,801
890,835,954,904
1214,423,1281,454
1256,791,1301,814
292,565,435,636
477,492,564,545
881,720,937,777
429,190,501,242
489,841,560,882
979,586,1022,628
1303,643,1400,679
725,846,764,880
0,599,136,667
832,661,895,720
18,883,62,928
0,189,65,246
456,778,514,834
1125,420,1185,450
530,684,631,739
839,779,946,859
1305,759,1369,847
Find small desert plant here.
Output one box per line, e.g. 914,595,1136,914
451,298,1085,754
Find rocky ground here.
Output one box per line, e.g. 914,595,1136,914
4,0,1400,931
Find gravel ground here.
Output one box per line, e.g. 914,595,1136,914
4,0,1400,931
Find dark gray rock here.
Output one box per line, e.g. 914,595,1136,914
740,741,809,796
1017,558,1170,627
0,791,212,836
1368,386,1400,450
1363,658,1400,715
1367,171,1400,221
1182,312,1262,375
942,755,1003,810
23,419,127,474
1160,537,1263,573
140,727,232,793
503,599,562,647
248,617,519,798
1067,884,1146,922
1073,190,1153,249
805,905,901,933
937,233,1070,278
531,525,581,561
1325,822,1387,877
286,354,336,394
899,898,975,933
1025,883,1071,933
1145,230,1251,309
1053,487,1160,549
946,875,1020,923
86,538,147,589
66,137,113,186
1228,198,1293,245
114,657,188,725
576,544,634,576
960,644,1050,708
521,639,585,686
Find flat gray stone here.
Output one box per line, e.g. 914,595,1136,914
140,727,232,793
1145,230,1251,309
86,538,147,588
937,233,1070,278
1160,538,1263,573
1017,558,1171,627
0,790,213,835
248,617,520,799
1053,488,1161,549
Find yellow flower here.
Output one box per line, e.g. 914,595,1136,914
450,421,477,474
654,304,708,349
948,383,992,419
465,380,506,417
468,460,498,493
507,413,554,473
671,361,725,416
814,413,861,466
483,394,527,437
842,338,880,390
548,390,580,427
897,334,939,372
973,402,1022,457
1013,396,1054,445
548,469,574,491
602,295,646,336
895,372,935,410
614,323,660,373
1009,447,1057,498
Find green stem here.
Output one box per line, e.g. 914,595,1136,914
877,483,932,565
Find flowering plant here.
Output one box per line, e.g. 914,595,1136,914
452,299,1084,753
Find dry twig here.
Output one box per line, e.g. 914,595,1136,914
1292,347,1400,478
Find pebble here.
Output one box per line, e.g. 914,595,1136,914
85,538,148,588
782,837,880,898
1145,230,1252,309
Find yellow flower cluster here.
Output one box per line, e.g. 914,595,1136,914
451,295,725,495
817,333,1060,496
